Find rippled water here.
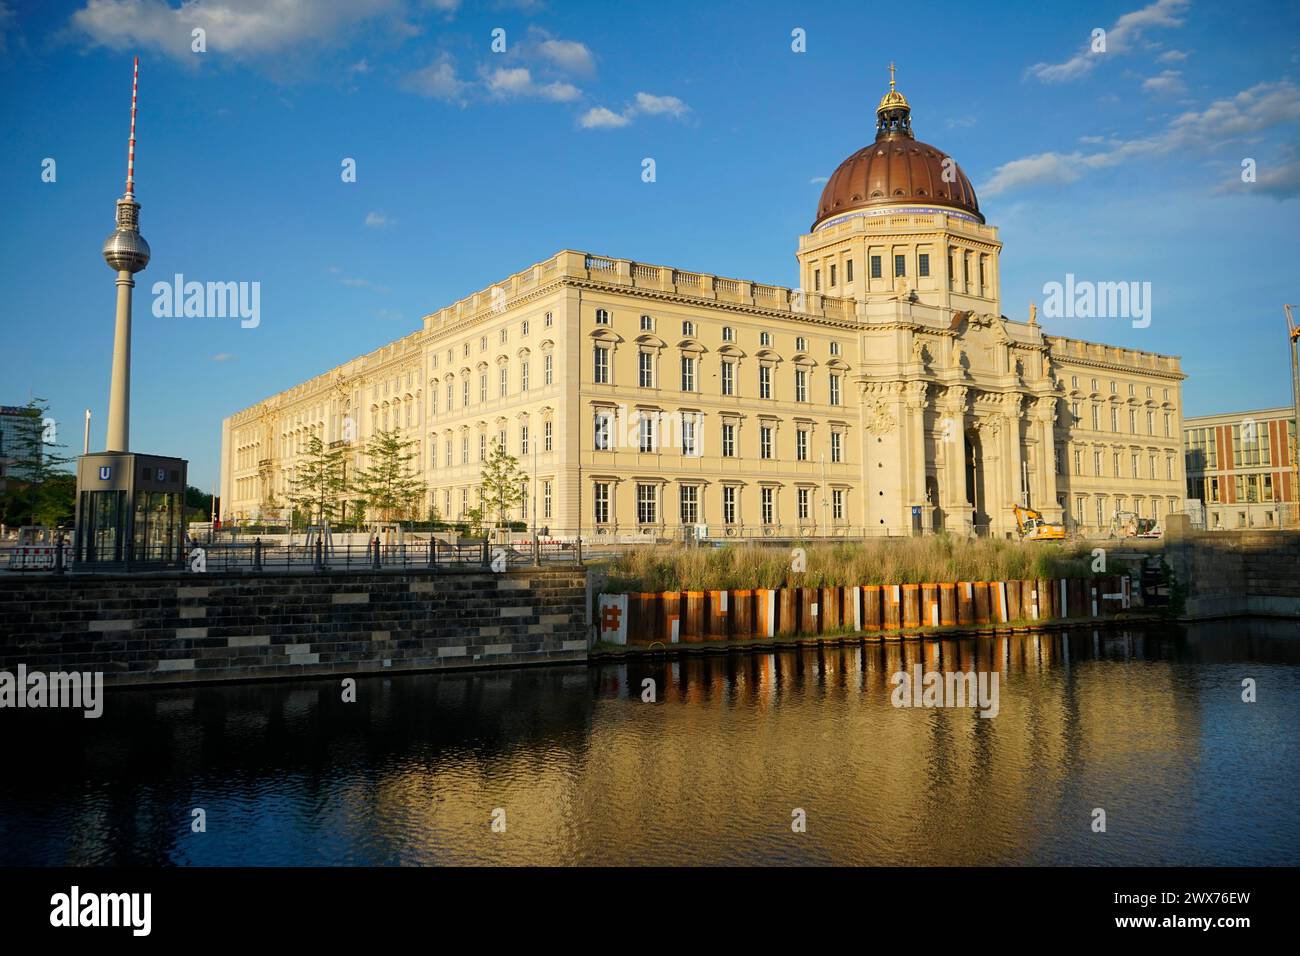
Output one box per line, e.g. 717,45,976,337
2,619,1298,866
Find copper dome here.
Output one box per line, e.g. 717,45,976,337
812,73,982,230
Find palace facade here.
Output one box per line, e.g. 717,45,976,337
220,77,1186,538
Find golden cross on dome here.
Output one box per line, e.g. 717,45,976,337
889,61,896,91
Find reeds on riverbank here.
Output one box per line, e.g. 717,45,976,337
600,537,1107,593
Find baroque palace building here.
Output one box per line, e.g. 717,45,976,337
220,75,1186,539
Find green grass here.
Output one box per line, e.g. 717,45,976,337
600,536,1111,593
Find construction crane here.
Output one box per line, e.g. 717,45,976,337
1287,305,1299,529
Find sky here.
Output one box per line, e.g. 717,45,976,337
2,0,1298,492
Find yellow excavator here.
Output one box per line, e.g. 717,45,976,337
1012,504,1066,541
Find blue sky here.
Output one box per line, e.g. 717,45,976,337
2,0,1298,491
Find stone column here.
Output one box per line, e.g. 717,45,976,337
941,386,970,534
1000,393,1025,537
905,381,928,530
1033,397,1063,522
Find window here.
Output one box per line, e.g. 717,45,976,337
500,328,508,345
1096,497,1106,528
543,480,552,519
1093,450,1102,474
640,314,654,331
446,438,452,466
894,254,906,277
544,421,552,452
544,311,553,327
798,488,810,520
830,341,840,356
497,429,506,452
814,269,821,291
479,434,487,461
759,365,772,399
1113,452,1121,477
870,255,882,279
1150,453,1157,479
722,325,734,341
461,436,469,464
463,342,470,358
682,417,698,457
760,426,773,460
796,336,807,352
680,485,699,524
462,381,469,407
721,361,735,396
522,320,529,336
830,432,842,463
637,484,657,524
1110,407,1118,432
829,264,837,287
1128,384,1136,397
829,374,841,406
593,346,610,384
639,352,654,388
682,320,695,337
639,415,655,453
478,373,488,403
521,361,530,392
1055,444,1063,475
1147,411,1154,435
544,354,553,385
520,426,529,455
1132,453,1140,478
499,367,509,397
794,369,807,403
721,422,736,457
796,429,808,461
832,489,844,520
480,336,488,351
846,260,853,282
1163,413,1170,438
1071,375,1079,390
594,411,612,450
596,308,610,325
681,355,696,392
722,486,737,524
761,487,774,524
759,331,771,347
1129,409,1137,433
1091,405,1100,430
918,253,930,277
594,483,609,524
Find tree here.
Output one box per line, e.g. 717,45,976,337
353,429,425,525
480,439,526,531
286,435,349,527
0,399,74,528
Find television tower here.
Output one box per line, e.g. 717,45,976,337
101,56,151,453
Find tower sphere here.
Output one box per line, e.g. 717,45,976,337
103,198,150,273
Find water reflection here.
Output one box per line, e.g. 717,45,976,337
1,620,1297,866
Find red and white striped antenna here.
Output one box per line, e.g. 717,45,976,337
125,56,139,197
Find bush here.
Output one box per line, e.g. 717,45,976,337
601,537,1112,593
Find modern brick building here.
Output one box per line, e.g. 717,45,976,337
1184,406,1298,529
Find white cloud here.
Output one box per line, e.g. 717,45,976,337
579,91,691,130
578,106,630,129
1251,158,1300,199
485,66,582,102
70,0,400,61
364,211,394,228
403,53,469,102
211,352,237,362
1143,69,1187,95
1026,0,1189,82
983,79,1300,196
946,115,977,129
424,0,460,15
536,37,594,74
633,91,689,117
982,153,1086,196
809,176,829,185
1157,49,1188,63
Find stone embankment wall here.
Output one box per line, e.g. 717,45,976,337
0,566,588,686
